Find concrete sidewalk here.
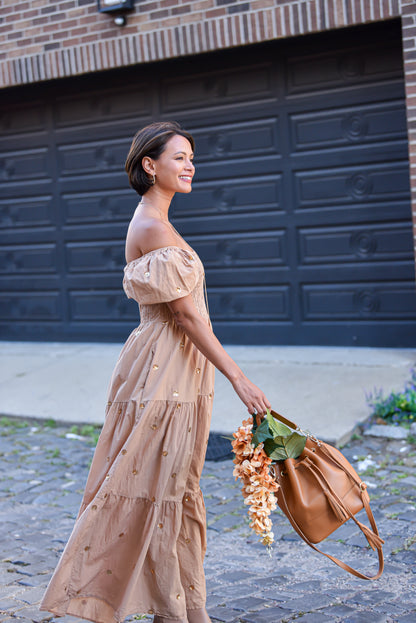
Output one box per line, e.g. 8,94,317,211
0,341,415,445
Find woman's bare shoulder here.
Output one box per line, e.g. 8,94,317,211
125,215,176,262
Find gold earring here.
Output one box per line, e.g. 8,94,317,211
152,174,156,185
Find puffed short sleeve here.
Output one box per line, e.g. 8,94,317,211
123,246,201,305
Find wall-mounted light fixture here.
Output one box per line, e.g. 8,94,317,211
97,0,135,27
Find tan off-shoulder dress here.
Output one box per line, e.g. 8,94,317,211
40,246,215,623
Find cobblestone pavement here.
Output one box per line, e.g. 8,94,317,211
0,417,415,623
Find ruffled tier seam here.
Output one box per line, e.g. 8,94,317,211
98,491,202,504
107,395,214,408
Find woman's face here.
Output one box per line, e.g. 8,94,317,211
151,134,195,194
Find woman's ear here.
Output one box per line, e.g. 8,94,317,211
142,156,155,176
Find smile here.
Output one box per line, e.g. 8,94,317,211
179,176,192,182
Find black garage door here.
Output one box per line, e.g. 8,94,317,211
1,21,415,346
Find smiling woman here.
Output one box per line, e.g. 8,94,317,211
40,120,270,623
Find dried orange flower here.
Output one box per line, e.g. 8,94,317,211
232,417,279,549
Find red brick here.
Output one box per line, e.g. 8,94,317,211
41,5,57,14
70,26,88,36
205,7,227,18
22,9,38,18
404,38,416,50
172,4,191,16
32,16,49,25
150,9,169,19
139,1,158,12
34,34,51,43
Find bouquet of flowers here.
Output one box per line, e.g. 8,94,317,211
231,409,307,550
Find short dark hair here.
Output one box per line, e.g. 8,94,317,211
125,121,195,196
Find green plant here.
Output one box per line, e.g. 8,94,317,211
0,416,13,427
252,410,306,460
367,368,416,427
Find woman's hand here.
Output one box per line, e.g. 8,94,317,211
231,374,271,417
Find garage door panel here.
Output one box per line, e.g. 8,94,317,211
66,241,126,273
291,142,409,169
302,282,416,320
209,286,291,320
298,261,415,283
175,211,280,236
193,155,283,180
64,273,123,289
63,225,129,246
192,231,287,267
290,100,407,153
192,118,280,162
292,200,412,226
298,223,413,265
1,179,55,199
161,64,277,112
0,244,58,274
294,162,410,208
54,89,153,127
205,266,289,287
57,138,129,178
173,176,282,216
287,42,403,97
1,103,47,135
0,147,53,183
0,196,55,230
68,290,137,321
62,190,135,225
59,174,127,193
0,291,61,321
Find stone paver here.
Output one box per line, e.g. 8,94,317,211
0,418,415,623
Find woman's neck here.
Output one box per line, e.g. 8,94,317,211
141,188,173,221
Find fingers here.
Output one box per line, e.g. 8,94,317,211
232,376,270,417
247,394,271,417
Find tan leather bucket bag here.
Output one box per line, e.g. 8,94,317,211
267,410,384,580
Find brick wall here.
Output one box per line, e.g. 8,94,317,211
402,1,416,263
0,0,403,87
1,0,416,261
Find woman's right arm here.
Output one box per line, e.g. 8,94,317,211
167,294,270,416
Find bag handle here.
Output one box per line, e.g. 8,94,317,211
269,409,298,430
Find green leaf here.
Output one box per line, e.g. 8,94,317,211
267,411,293,438
252,417,271,446
263,438,282,458
264,432,306,461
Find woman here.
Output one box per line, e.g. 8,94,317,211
40,121,270,623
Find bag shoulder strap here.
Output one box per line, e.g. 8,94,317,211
279,482,384,580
